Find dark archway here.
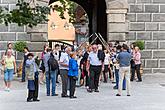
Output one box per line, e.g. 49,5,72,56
49,0,107,43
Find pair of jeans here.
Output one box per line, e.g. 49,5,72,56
22,65,26,82
4,69,14,81
45,70,57,96
131,64,142,81
76,69,81,86
115,69,126,89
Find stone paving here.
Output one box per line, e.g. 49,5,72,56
0,74,165,110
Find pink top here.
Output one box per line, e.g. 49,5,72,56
133,51,141,65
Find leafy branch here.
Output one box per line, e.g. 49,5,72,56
0,0,77,28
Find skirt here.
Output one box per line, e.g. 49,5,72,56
104,65,109,73
27,80,35,90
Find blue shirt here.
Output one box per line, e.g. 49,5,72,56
117,51,131,67
26,58,37,73
68,58,78,77
88,51,102,66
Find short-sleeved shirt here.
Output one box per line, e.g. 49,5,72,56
5,56,15,69
133,52,141,65
104,53,110,65
88,51,102,66
117,51,131,67
59,52,70,70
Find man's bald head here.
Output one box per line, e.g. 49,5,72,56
65,46,72,54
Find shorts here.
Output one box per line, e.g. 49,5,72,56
4,69,14,81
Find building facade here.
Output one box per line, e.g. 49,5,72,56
0,0,165,74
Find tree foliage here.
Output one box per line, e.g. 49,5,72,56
135,40,145,50
0,0,77,28
14,41,27,52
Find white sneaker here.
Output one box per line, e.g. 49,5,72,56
4,87,8,91
7,88,10,92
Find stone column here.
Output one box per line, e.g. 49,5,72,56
26,24,48,52
107,0,128,42
27,0,48,52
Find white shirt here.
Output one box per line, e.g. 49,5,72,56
53,50,59,61
59,52,70,70
88,51,102,66
77,56,82,68
104,53,110,65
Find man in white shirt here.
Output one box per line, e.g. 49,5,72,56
87,44,104,93
59,46,72,97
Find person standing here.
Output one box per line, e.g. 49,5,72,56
22,47,29,82
68,52,78,98
113,45,126,90
59,47,72,97
1,50,16,92
26,53,40,102
97,44,105,83
103,49,110,83
87,44,104,93
131,46,142,82
47,52,59,96
53,44,60,83
116,44,131,96
39,44,48,84
80,45,92,87
43,48,58,96
76,50,83,87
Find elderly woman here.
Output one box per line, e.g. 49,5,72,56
131,46,142,82
1,50,16,92
68,52,78,98
26,53,40,102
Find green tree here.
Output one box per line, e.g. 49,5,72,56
0,0,77,28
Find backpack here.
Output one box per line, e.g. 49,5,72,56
97,50,105,62
48,54,59,71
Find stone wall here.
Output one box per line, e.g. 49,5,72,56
127,0,165,73
107,0,128,41
0,0,48,62
1,0,165,74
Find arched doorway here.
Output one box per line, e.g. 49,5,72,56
48,0,107,43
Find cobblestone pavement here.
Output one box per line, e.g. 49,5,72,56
0,73,165,110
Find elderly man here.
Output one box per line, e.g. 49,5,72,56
87,44,104,93
59,46,72,97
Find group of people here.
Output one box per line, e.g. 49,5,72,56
0,41,142,102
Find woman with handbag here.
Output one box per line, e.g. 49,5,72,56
1,50,16,92
39,44,48,84
131,46,142,82
68,52,79,99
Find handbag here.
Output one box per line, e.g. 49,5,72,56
39,60,45,71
